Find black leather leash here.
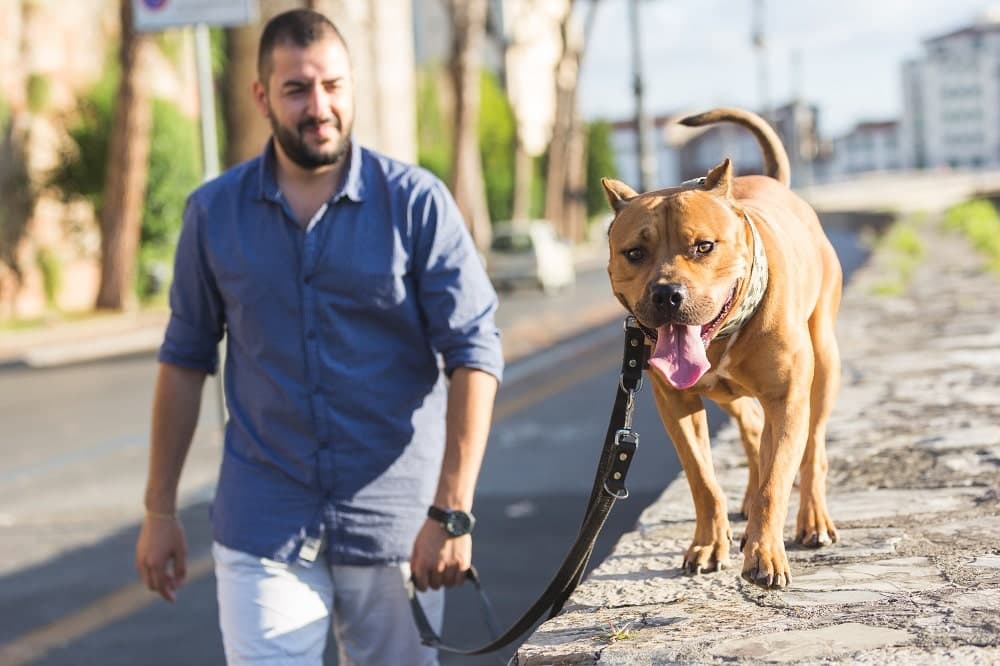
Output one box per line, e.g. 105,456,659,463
407,316,648,655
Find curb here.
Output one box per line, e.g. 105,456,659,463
0,245,611,371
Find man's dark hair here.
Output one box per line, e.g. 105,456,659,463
257,9,348,87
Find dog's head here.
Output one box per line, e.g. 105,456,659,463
604,159,753,390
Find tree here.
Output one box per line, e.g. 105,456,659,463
95,0,154,310
585,119,618,217
445,0,492,251
544,0,601,243
222,1,301,167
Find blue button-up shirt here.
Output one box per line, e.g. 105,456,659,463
159,140,504,565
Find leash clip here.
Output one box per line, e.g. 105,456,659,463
603,428,639,499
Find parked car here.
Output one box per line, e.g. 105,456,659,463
487,220,576,294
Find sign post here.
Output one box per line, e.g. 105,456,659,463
132,0,259,428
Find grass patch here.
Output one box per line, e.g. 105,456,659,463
943,200,1000,274
604,621,637,643
869,215,926,296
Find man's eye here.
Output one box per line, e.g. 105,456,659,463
695,241,715,255
624,248,645,263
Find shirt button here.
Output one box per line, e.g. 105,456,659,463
303,275,312,285
307,329,316,339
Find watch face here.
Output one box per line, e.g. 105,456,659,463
445,511,473,536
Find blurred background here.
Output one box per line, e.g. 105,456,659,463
0,0,995,317
2,1,999,664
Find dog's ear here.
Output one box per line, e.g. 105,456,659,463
602,178,639,213
704,159,733,198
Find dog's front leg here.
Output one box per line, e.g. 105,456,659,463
651,377,732,574
740,354,814,589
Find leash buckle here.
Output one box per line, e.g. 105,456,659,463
603,428,639,499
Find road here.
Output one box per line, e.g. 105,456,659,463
0,225,871,665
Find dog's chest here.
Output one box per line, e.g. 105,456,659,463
695,335,749,398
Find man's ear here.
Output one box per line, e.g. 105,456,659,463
703,158,733,199
602,178,639,213
252,80,270,120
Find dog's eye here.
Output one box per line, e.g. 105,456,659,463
694,241,715,255
623,247,645,264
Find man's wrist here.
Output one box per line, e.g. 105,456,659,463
145,508,178,521
427,505,476,537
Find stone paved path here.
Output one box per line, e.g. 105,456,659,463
516,224,1000,664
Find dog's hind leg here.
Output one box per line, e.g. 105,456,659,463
651,377,733,574
719,396,764,519
796,290,841,547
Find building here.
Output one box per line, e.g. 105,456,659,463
901,11,1000,170
608,100,825,191
609,114,683,191
830,121,901,177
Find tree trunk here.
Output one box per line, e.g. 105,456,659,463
95,0,154,310
223,0,303,167
446,0,491,252
223,23,271,167
544,0,599,243
511,139,532,222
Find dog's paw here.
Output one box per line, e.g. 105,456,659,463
740,536,791,589
682,524,733,574
795,502,838,548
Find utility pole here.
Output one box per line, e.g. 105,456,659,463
751,0,770,124
628,0,656,192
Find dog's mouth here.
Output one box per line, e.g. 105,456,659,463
647,286,736,390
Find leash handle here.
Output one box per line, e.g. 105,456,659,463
407,566,500,648
407,317,648,655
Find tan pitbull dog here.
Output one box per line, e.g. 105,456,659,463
603,108,841,589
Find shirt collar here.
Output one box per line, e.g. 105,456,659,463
256,138,366,204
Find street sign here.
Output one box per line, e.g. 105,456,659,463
131,0,258,32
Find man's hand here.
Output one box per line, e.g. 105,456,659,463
410,519,471,591
135,514,188,602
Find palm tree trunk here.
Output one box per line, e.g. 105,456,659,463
545,0,600,243
95,0,154,310
446,0,492,252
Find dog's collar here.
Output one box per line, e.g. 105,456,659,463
715,211,768,339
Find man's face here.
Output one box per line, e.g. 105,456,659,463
254,36,355,170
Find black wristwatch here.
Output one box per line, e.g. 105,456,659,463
427,506,476,537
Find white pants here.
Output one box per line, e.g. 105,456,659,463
212,542,444,666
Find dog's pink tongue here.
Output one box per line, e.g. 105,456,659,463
648,324,710,390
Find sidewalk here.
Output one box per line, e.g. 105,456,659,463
515,226,1000,663
0,240,612,369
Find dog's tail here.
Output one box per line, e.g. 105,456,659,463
679,108,791,187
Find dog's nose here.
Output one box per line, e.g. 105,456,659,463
651,283,687,312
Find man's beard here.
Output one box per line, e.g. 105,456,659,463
270,115,351,170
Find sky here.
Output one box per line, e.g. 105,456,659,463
576,0,995,137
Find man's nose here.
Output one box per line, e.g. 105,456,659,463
651,282,687,312
306,84,329,116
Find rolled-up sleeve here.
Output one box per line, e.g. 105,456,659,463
158,196,225,374
413,180,504,383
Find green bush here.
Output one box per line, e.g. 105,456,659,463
26,74,51,114
416,67,452,185
416,66,517,224
36,247,62,307
50,71,201,303
585,120,618,218
140,99,201,301
477,70,515,223
944,200,1000,273
869,216,925,296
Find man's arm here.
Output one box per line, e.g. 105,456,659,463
135,362,207,602
410,366,498,591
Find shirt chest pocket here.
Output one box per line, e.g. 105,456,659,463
311,263,408,310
